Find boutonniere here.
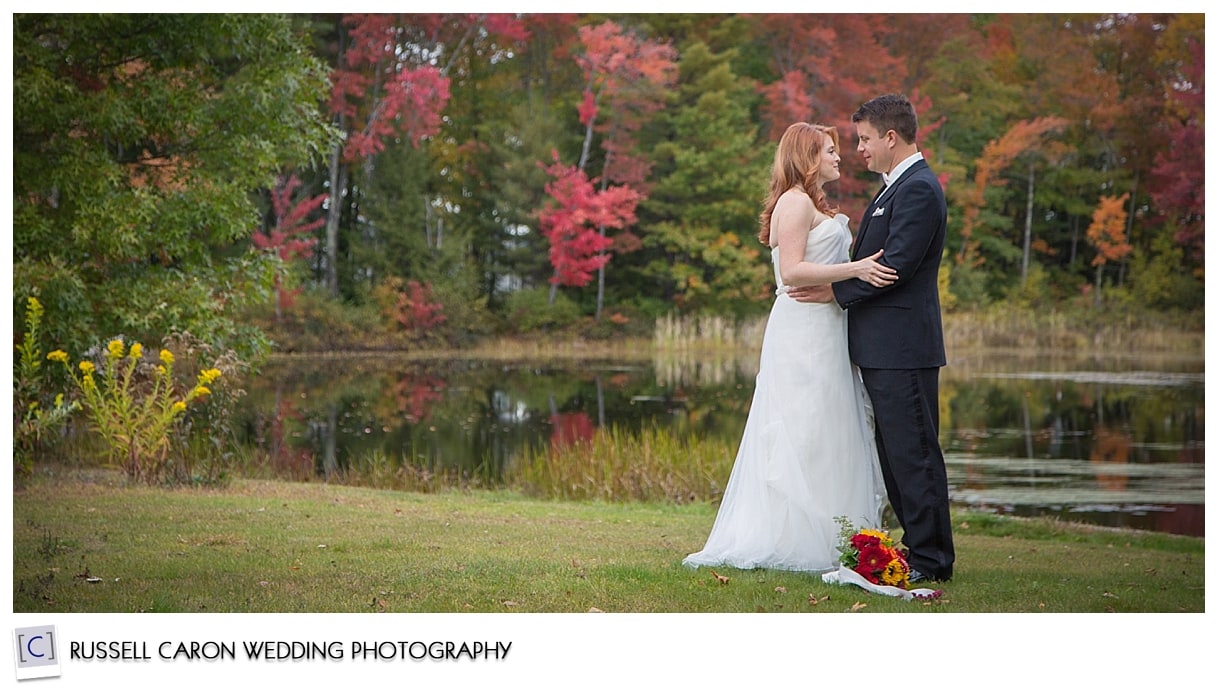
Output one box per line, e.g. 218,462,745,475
872,207,886,217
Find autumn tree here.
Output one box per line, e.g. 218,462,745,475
751,13,906,140
1089,13,1180,264
567,21,677,317
321,14,454,298
957,117,1069,282
252,175,327,320
749,14,912,215
1086,193,1133,305
1147,30,1204,267
537,153,641,297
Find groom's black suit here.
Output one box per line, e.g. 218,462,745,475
832,158,955,581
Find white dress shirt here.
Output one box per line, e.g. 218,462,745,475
881,151,924,188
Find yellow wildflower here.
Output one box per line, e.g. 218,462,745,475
47,350,69,364
194,386,212,398
198,368,222,385
79,361,96,375
129,342,143,360
156,365,167,377
172,401,187,414
159,349,175,365
54,393,65,408
107,339,125,359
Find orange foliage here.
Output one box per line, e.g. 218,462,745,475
957,117,1069,266
1086,193,1133,266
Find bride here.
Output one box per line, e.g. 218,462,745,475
683,122,892,573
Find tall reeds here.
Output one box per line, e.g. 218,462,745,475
653,312,766,352
941,309,1203,354
507,424,736,504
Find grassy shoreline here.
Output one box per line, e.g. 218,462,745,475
257,307,1204,363
13,468,1203,613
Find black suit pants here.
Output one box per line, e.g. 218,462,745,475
861,366,955,580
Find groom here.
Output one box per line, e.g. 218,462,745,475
792,94,954,582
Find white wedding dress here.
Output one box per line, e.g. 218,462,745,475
683,214,885,573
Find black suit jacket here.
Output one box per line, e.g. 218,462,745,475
832,158,947,370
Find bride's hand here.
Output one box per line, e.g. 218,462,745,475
853,249,897,287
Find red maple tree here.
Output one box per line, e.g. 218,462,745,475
252,175,326,316
330,14,454,162
540,21,673,312
538,152,640,290
1148,37,1204,265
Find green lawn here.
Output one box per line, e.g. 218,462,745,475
12,467,1204,613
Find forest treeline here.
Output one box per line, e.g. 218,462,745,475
13,13,1205,363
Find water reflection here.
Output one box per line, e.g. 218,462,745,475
235,352,1204,536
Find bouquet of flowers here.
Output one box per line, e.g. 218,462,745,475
833,516,910,589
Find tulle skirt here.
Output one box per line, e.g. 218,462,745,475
683,295,885,573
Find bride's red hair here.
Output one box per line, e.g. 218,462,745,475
758,123,839,245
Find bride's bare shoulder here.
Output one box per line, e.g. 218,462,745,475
775,188,813,209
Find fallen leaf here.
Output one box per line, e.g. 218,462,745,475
1144,568,1158,576
774,586,787,594
587,607,604,613
848,601,867,612
710,570,730,585
959,521,969,530
502,600,519,607
807,594,820,606
1102,591,1119,599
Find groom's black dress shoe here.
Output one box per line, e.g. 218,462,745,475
908,568,949,584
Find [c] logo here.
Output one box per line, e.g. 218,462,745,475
13,625,62,680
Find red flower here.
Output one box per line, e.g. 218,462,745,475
851,533,882,550
855,544,898,585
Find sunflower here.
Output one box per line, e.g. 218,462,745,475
879,556,909,588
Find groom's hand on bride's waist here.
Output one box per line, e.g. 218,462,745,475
787,284,835,303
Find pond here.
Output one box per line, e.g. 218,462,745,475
234,349,1204,537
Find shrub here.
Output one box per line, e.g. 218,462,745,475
501,287,581,333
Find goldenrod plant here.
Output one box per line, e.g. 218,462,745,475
14,297,76,474
47,339,221,483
